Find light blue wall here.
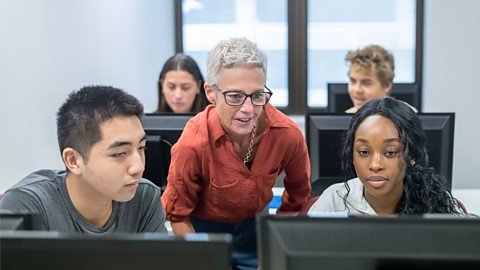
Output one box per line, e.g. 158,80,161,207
423,0,480,189
0,0,175,191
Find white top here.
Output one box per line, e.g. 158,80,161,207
308,178,377,216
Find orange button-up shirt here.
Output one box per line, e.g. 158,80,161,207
161,104,311,224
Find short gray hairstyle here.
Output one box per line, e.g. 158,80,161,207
206,37,268,85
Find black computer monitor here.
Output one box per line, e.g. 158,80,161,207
257,215,480,270
0,211,42,231
141,113,194,191
327,83,421,112
306,113,454,196
1,231,232,270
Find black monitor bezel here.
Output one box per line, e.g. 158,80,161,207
257,214,480,270
0,211,42,231
141,113,195,191
1,231,232,270
142,112,195,142
327,83,421,113
305,112,455,195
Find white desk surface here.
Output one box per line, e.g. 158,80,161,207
452,189,480,216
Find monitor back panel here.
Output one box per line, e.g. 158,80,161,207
327,83,421,112
306,113,454,195
1,231,232,270
141,113,194,191
257,215,480,270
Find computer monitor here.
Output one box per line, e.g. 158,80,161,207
257,215,480,270
306,113,455,196
141,113,195,191
1,231,232,270
327,83,421,112
0,211,42,231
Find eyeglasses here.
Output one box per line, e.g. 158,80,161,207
213,85,273,106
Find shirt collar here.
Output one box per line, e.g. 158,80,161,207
263,103,291,128
207,106,224,143
337,178,377,215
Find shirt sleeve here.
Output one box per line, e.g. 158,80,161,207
137,184,167,233
161,142,203,222
307,186,338,214
0,188,48,230
278,130,311,212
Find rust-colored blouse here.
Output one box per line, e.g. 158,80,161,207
161,104,311,224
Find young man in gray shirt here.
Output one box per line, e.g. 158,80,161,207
0,86,167,233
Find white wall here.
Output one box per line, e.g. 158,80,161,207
1,0,479,193
423,0,480,189
0,0,175,192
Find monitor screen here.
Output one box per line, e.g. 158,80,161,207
327,83,421,113
306,113,455,196
141,113,195,191
0,210,42,231
1,231,232,270
257,215,480,270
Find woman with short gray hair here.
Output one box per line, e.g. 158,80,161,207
162,37,311,270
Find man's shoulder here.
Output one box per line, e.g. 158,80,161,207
0,170,66,222
129,179,162,203
137,179,161,193
7,169,64,193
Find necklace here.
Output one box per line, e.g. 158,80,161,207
243,125,257,164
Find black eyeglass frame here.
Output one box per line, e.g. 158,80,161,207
213,85,273,106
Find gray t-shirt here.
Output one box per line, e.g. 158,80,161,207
0,169,167,234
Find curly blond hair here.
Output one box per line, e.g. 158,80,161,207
346,44,394,87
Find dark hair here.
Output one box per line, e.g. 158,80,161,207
57,85,144,160
155,53,208,113
341,97,460,214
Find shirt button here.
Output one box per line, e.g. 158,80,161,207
251,194,256,199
